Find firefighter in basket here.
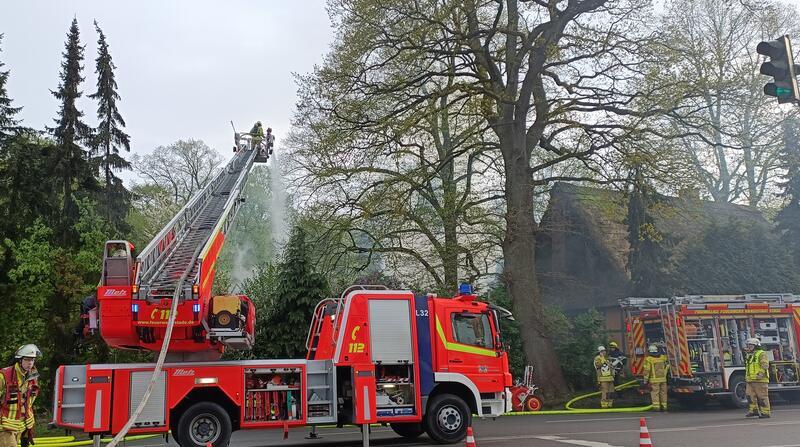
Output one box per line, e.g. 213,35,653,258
0,344,41,447
594,346,615,408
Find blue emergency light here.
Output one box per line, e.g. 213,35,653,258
193,303,201,313
458,283,473,295
131,303,139,313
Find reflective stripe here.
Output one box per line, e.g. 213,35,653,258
435,316,497,357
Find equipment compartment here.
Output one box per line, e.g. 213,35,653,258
375,364,415,417
243,366,303,424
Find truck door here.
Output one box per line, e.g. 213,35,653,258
438,308,504,392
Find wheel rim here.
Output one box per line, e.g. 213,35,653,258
437,405,463,433
734,381,747,404
526,396,542,411
189,413,221,445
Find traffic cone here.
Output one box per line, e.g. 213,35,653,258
639,417,652,446
465,426,477,447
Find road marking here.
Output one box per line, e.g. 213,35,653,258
555,419,799,436
760,445,800,447
536,435,623,447
546,417,645,423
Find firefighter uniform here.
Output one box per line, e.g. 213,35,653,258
746,344,770,417
642,351,670,411
0,360,39,447
594,348,615,408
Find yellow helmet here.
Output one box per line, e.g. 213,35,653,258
609,341,619,349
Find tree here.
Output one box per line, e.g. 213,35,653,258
88,21,131,229
0,34,21,140
656,0,800,205
775,118,800,267
306,0,659,396
132,139,222,205
49,18,95,245
290,36,503,293
253,226,330,358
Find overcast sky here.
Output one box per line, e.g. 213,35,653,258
0,0,333,183
3,0,800,187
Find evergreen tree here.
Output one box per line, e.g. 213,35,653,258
626,169,670,296
776,118,800,267
255,226,330,358
88,21,131,229
0,34,22,140
49,18,95,245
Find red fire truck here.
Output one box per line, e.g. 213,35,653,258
621,294,800,408
52,132,514,446
54,287,513,446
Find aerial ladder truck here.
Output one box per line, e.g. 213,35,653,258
52,128,514,446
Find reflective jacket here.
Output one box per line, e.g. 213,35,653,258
0,364,38,433
594,355,614,383
642,354,669,384
746,349,769,383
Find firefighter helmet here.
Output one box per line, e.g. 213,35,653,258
15,344,42,359
648,344,659,354
597,345,606,352
609,341,619,349
746,337,761,347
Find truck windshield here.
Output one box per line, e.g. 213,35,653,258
452,312,493,349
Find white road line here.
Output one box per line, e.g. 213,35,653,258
554,419,798,437
546,416,646,423
760,445,800,447
535,435,624,447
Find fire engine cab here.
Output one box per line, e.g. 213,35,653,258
621,294,800,408
54,286,513,445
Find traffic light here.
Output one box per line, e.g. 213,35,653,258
757,35,800,104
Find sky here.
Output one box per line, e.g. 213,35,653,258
0,1,333,182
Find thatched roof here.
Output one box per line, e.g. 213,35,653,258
537,182,774,310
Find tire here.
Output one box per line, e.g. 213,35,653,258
390,422,425,439
524,395,543,412
724,375,748,409
425,393,471,444
176,402,232,447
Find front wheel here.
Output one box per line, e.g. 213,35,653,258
176,402,232,447
390,422,425,439
425,393,471,444
723,375,748,409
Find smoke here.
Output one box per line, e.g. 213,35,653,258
230,242,253,293
269,150,290,249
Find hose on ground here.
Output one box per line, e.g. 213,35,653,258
19,435,156,447
509,379,653,415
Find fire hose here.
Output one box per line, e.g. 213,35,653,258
508,379,653,415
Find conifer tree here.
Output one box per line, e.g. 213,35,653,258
88,21,131,228
0,34,21,140
256,226,330,358
776,118,800,267
49,18,94,245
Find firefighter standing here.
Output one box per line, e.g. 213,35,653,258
642,344,670,412
744,337,770,418
594,346,615,408
0,345,41,447
608,341,627,383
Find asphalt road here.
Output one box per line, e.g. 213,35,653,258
127,403,800,447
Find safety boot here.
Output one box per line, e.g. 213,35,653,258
745,411,759,418
759,414,770,419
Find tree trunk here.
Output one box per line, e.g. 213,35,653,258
500,130,569,398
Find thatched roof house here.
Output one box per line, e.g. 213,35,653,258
535,183,796,338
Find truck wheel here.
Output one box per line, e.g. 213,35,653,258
390,422,425,439
425,393,471,444
724,375,748,409
176,402,232,447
